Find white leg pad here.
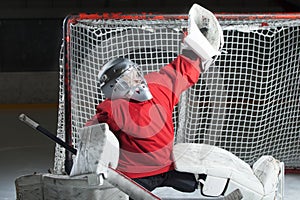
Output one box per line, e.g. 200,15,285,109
173,143,283,200
252,155,283,200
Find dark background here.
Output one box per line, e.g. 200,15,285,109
0,0,300,72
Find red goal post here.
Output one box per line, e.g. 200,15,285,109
55,12,300,174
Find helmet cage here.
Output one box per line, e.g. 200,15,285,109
99,58,153,101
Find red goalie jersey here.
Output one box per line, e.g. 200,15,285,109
86,55,201,178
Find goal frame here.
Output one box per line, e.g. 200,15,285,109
59,12,300,174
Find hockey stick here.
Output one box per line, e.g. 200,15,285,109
18,113,160,200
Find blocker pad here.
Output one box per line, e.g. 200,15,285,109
70,123,119,177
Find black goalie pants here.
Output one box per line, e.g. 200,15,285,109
129,170,198,200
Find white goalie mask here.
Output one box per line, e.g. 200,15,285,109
98,58,153,102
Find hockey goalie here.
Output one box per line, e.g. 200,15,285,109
15,3,284,200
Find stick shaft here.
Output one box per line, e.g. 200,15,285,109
19,113,77,155
107,166,160,200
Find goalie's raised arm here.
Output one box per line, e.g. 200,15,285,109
182,3,224,72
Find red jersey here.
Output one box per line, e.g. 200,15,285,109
86,55,200,178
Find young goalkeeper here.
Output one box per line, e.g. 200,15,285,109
86,3,223,196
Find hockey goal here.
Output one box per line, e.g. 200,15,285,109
54,12,300,174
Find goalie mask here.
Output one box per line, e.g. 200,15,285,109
98,58,153,102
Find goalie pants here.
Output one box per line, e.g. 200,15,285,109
129,170,198,200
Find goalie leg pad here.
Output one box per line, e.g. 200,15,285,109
252,155,283,199
172,143,283,199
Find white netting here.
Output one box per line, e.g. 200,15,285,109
54,14,300,174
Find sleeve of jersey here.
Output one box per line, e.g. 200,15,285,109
172,55,201,85
85,101,122,133
147,55,201,106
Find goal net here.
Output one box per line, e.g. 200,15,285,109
54,13,300,174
